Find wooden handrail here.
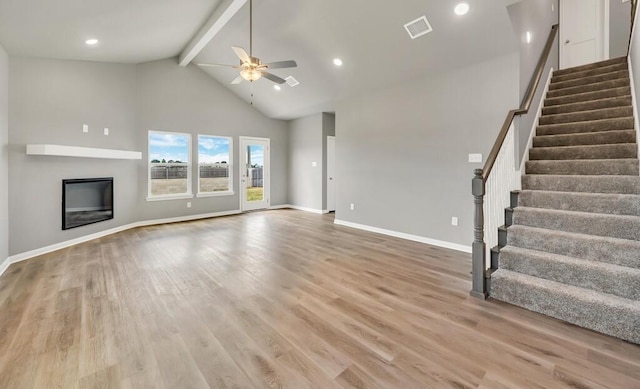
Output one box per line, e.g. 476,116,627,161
482,24,559,180
471,24,559,300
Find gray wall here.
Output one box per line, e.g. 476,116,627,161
507,0,559,162
8,57,288,256
9,58,139,256
288,113,323,210
335,53,519,247
610,0,632,58
134,59,288,222
321,112,335,210
0,44,8,262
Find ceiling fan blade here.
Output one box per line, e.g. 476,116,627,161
232,46,250,63
197,63,239,68
261,71,286,85
231,75,244,84
264,60,297,69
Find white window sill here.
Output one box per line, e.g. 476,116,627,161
146,194,194,202
196,191,235,198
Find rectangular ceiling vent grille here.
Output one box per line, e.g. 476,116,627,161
285,76,300,87
404,16,433,39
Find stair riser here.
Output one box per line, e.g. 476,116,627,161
499,250,640,300
553,57,627,76
513,209,640,241
533,130,637,147
551,63,628,83
490,271,640,344
522,175,640,194
546,79,630,98
507,226,640,268
545,87,631,107
529,144,638,160
542,96,631,116
549,70,628,91
517,191,640,216
525,160,640,176
539,107,632,125
537,118,634,136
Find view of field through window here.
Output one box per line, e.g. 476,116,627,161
149,132,190,197
198,135,231,194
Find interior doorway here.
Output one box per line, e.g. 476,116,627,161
560,0,609,69
326,136,336,212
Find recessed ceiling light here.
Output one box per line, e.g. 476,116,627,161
454,3,469,16
333,58,343,66
85,39,99,46
274,85,281,91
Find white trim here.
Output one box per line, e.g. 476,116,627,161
627,57,640,158
146,194,194,202
1,209,242,277
333,219,472,253
269,204,292,210
520,68,555,171
287,205,327,214
26,144,141,160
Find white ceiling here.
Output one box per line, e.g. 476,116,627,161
0,0,518,120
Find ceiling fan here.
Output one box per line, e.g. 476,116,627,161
197,0,297,85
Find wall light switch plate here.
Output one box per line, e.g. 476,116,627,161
104,128,109,136
312,161,317,167
468,153,483,163
83,124,88,133
350,203,355,211
451,216,458,226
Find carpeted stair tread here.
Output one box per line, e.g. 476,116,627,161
517,190,640,216
536,117,634,136
539,106,632,125
542,95,631,116
506,225,640,269
522,174,640,194
549,70,629,91
552,57,627,76
529,143,638,160
551,62,628,83
498,246,640,300
545,86,631,107
525,159,639,176
533,130,636,147
512,207,640,241
490,269,640,344
546,78,630,99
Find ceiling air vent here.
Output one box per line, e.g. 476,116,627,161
285,76,300,87
404,16,433,39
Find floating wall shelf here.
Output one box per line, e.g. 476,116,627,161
26,144,142,160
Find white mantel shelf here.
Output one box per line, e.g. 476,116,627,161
26,144,142,160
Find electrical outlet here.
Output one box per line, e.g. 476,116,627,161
451,216,459,226
187,202,191,208
104,127,109,136
82,124,88,133
468,153,483,163
312,161,317,167
350,203,355,211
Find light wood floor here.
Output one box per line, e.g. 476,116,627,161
0,210,639,388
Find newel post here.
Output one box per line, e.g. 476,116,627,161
471,168,488,299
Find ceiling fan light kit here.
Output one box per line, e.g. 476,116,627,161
197,0,296,86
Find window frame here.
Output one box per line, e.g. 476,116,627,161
196,134,234,198
147,130,193,201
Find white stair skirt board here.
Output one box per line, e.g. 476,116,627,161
26,144,142,160
334,219,472,253
626,57,640,158
0,209,241,278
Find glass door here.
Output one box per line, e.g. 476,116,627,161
240,137,270,211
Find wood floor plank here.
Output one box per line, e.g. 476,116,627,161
0,209,638,388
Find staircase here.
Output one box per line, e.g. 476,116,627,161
490,56,640,344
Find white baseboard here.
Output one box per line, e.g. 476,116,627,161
269,204,291,210
272,204,327,214
333,219,472,253
2,209,241,277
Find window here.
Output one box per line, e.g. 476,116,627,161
197,135,233,196
148,131,192,200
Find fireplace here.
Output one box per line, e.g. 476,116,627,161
62,178,114,230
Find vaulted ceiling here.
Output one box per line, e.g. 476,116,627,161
0,0,518,120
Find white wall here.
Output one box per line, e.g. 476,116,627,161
7,57,288,256
335,53,519,248
0,43,8,266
